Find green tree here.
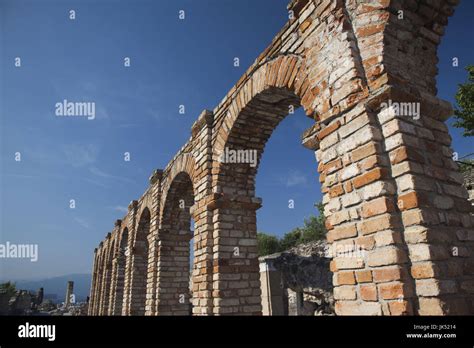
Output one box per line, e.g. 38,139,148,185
256,201,327,255
0,281,17,298
458,159,474,173
279,228,302,251
453,65,474,137
257,233,280,257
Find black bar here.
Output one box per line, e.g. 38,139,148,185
0,316,472,346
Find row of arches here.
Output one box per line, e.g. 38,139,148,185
89,168,197,316
88,0,473,315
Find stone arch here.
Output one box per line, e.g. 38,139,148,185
103,237,116,314
93,242,105,315
89,0,472,316
210,54,317,315
89,244,103,315
212,54,307,194
160,153,197,203
156,167,196,315
129,207,151,315
109,225,129,315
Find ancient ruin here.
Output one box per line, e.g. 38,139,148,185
88,0,474,316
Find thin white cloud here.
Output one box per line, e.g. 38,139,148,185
111,206,128,213
285,170,308,187
73,217,90,229
89,166,136,184
61,144,98,168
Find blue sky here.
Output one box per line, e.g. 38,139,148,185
1,0,472,280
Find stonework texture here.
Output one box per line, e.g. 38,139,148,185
88,0,474,316
260,241,334,316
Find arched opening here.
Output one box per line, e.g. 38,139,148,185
158,172,195,315
102,239,115,315
130,208,150,315
111,227,128,315
212,85,315,315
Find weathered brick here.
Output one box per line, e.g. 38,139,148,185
361,197,395,218
358,214,400,235
352,168,387,189
336,271,356,285
334,285,357,300
360,284,378,301
328,223,358,242
368,247,407,267
410,262,436,279
355,270,373,283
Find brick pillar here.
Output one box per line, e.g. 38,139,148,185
99,233,113,315
369,87,474,314
191,205,214,315
303,102,416,315
145,170,163,316
110,227,128,315
128,207,151,315
93,244,105,315
209,195,262,315
107,220,121,315
88,248,98,315
190,110,216,315
122,200,138,315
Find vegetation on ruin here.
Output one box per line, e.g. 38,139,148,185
257,202,327,256
453,65,474,137
0,281,17,298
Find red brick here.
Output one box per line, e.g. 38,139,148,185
351,142,379,162
372,266,405,283
411,262,436,279
317,120,341,141
389,301,413,315
360,284,378,301
361,197,395,218
397,191,421,211
337,271,356,285
329,184,344,198
352,168,387,189
328,223,358,242
378,282,407,300
356,270,373,283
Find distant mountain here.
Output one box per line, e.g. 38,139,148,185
10,274,91,304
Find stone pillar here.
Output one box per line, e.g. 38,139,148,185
189,110,215,316
191,200,215,315
107,220,122,315
65,281,74,308
98,233,113,315
88,248,98,315
109,225,129,316
122,200,138,316
93,244,105,315
145,170,163,316
209,195,262,315
259,257,285,316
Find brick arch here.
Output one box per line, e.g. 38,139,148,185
100,237,116,315
108,225,129,315
159,152,197,214
90,0,472,316
129,207,151,315
155,170,195,315
89,242,104,315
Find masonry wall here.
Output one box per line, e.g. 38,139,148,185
88,0,473,316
